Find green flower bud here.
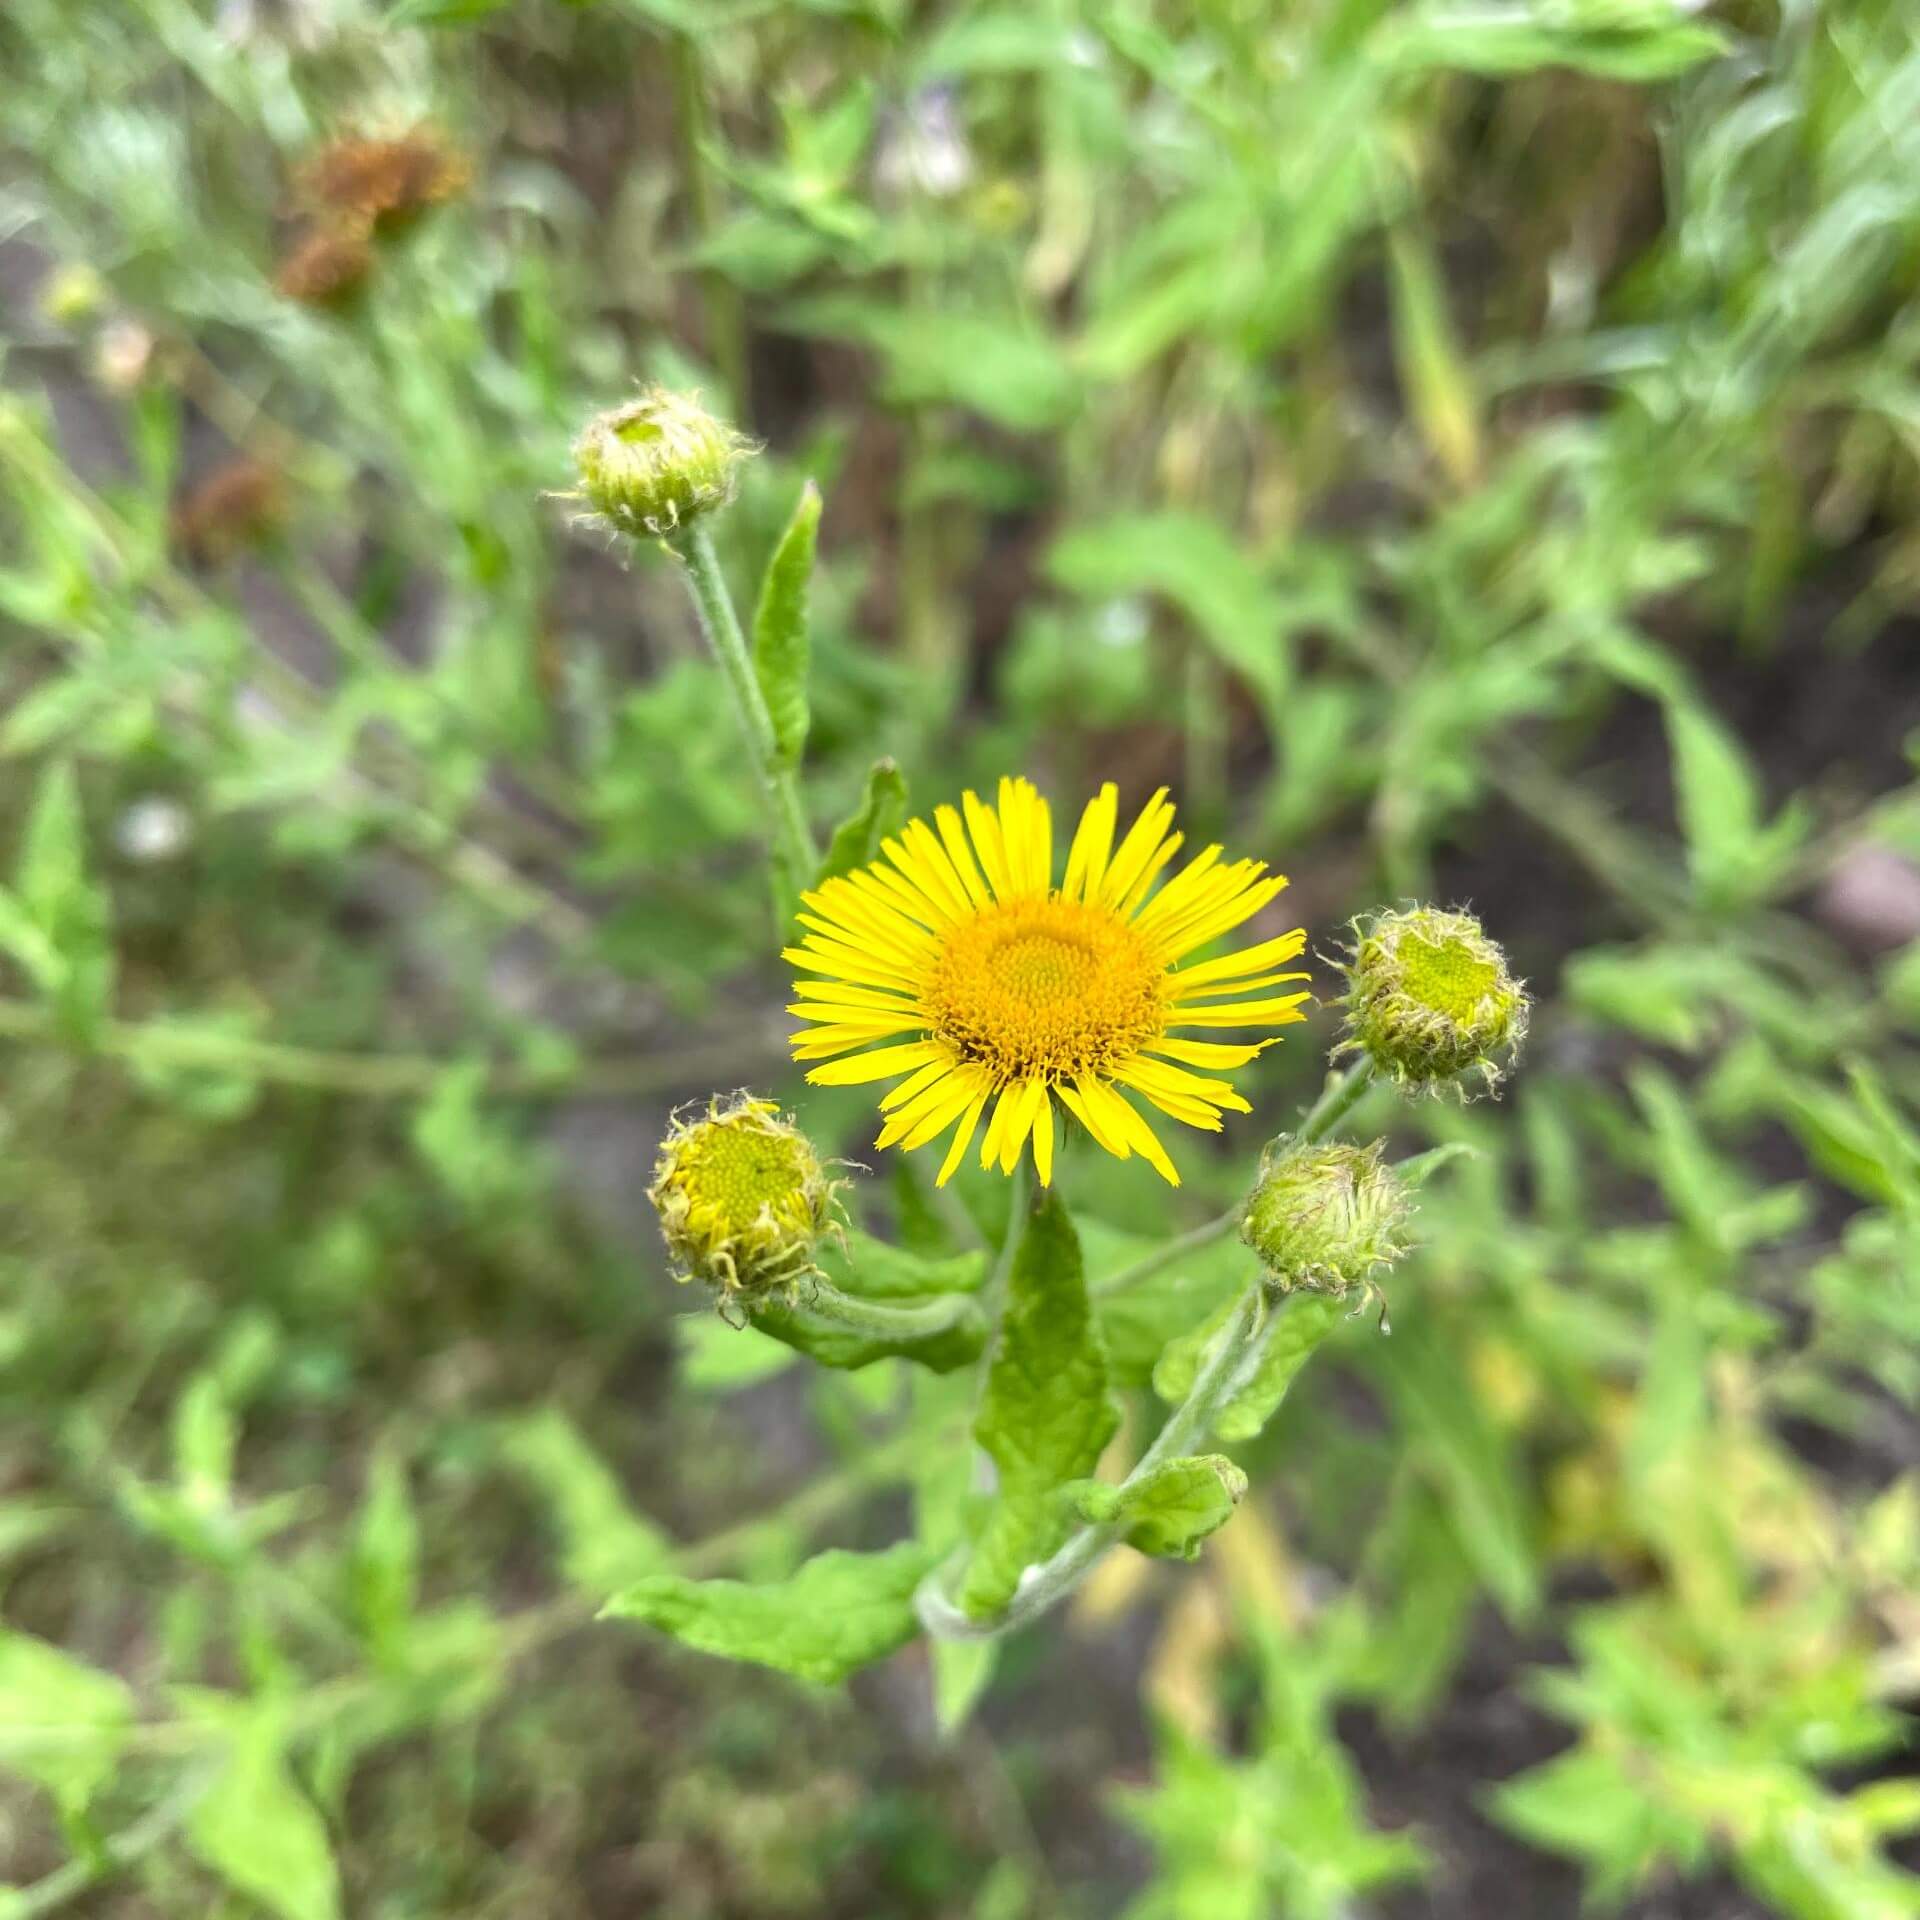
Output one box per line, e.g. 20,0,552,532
1338,905,1528,1095
571,387,754,541
649,1093,842,1309
1240,1139,1411,1298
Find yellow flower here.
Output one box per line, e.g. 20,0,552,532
786,778,1310,1188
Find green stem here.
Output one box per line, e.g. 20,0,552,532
804,1279,982,1342
922,1281,1275,1642
1298,1057,1375,1141
1092,1205,1241,1298
4,1763,222,1919
674,521,819,897
1093,1063,1375,1299
924,1061,1378,1641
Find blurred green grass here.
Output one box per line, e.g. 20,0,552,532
1,1,1918,1915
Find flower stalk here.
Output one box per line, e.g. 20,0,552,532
919,1056,1379,1641
673,519,820,897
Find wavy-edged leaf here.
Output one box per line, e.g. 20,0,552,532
751,480,819,771
603,1542,934,1686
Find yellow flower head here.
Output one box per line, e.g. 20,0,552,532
649,1094,840,1305
787,778,1310,1188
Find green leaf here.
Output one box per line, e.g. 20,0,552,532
350,1447,420,1655
1371,1310,1540,1621
931,1637,998,1736
961,1190,1119,1618
675,1313,797,1392
751,481,820,772
1391,3,1729,80
384,0,511,23
0,1630,132,1813
783,300,1078,433
1394,1142,1478,1189
603,1542,934,1685
187,1722,340,1920
1047,513,1289,718
9,759,112,1036
749,1293,987,1374
816,759,909,886
496,1410,672,1597
1154,1292,1346,1443
1387,226,1481,489
1071,1454,1248,1561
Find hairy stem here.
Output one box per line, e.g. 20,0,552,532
674,521,819,898
926,1060,1378,1640
803,1279,984,1342
1093,1060,1377,1298
924,1282,1273,1641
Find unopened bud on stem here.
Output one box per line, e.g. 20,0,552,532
571,387,754,541
1337,905,1528,1095
1241,1139,1411,1299
649,1094,841,1311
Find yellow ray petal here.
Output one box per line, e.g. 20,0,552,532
1031,1087,1055,1187
937,1089,992,1187
1057,1080,1124,1158
1166,993,1313,1029
999,1074,1048,1174
1114,1056,1252,1112
805,1041,947,1085
1084,1076,1181,1185
1174,969,1313,1002
980,1079,1023,1169
934,804,991,907
1167,929,1309,990
1159,876,1293,960
1098,788,1175,909
878,1057,955,1111
1147,1036,1278,1069
1062,783,1118,903
963,788,1013,900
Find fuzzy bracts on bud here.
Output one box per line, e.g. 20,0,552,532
1337,906,1528,1095
648,1094,841,1309
571,388,755,541
1241,1140,1411,1298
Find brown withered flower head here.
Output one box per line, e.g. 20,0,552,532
275,222,373,307
171,457,286,568
299,126,468,234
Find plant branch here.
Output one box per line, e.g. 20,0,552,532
927,1060,1378,1640
803,1279,984,1342
672,521,819,898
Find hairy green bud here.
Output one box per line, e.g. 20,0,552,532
1241,1139,1411,1298
571,387,754,541
649,1094,842,1311
1337,905,1528,1095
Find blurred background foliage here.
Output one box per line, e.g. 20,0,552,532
1,0,1918,1914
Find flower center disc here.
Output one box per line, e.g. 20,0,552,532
1398,933,1498,1021
924,895,1168,1082
679,1123,812,1226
